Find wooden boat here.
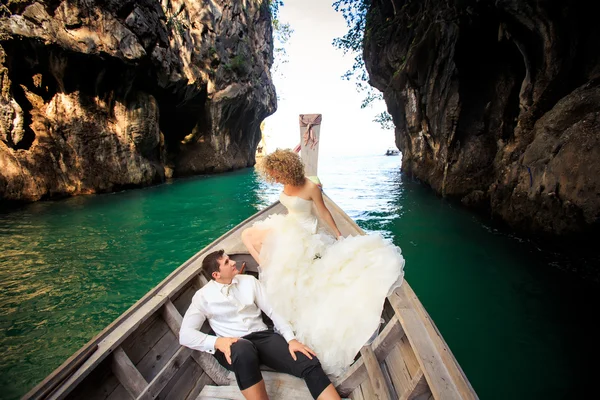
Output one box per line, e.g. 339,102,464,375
24,115,478,400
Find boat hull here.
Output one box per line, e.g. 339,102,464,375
24,196,477,400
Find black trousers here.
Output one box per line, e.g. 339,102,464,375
214,329,331,399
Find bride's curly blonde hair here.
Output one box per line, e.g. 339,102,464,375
256,149,305,186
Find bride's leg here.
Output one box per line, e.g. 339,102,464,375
241,227,270,265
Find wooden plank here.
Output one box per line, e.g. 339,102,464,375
106,384,132,400
399,370,430,400
67,357,118,400
190,352,233,386
172,284,197,316
123,314,161,355
111,347,149,399
162,299,183,336
197,392,241,400
157,357,213,400
373,316,404,359
136,329,180,382
198,383,310,400
395,284,478,399
359,346,392,400
358,378,376,400
349,386,364,400
184,372,214,400
335,316,403,396
384,345,412,395
197,385,246,399
124,316,170,366
382,299,396,324
136,345,194,399
193,274,207,291
334,355,367,397
380,360,399,399
156,357,199,400
196,397,230,400
198,371,313,400
399,335,420,378
388,298,462,400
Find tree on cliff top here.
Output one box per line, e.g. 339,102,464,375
269,0,293,101
332,0,393,130
270,0,293,77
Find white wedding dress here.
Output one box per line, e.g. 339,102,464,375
251,192,405,377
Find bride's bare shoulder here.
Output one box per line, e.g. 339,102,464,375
303,177,316,190
304,179,323,199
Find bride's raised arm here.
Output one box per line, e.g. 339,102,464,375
308,183,343,239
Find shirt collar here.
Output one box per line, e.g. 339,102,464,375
212,276,240,297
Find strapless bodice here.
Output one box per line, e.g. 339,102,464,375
279,192,318,233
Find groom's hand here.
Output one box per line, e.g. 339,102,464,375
288,339,317,361
215,337,239,364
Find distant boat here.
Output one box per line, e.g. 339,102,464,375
385,148,400,156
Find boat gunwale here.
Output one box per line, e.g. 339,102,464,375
392,284,478,399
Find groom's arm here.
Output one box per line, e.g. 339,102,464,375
252,278,296,342
179,293,218,353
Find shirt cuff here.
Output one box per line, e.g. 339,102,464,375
282,331,296,343
204,335,218,354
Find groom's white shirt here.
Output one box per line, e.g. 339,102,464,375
180,274,296,353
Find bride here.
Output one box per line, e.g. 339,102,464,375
242,149,405,377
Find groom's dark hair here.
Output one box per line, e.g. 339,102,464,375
201,249,225,280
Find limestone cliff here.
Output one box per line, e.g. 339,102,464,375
0,0,276,202
364,0,600,237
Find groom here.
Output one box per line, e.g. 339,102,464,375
179,249,341,400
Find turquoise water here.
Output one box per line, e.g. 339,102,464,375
0,154,597,399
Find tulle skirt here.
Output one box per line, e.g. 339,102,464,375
252,214,405,377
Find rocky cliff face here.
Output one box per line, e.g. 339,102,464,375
364,0,600,237
0,0,275,202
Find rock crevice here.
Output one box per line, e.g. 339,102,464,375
364,0,600,237
0,0,276,202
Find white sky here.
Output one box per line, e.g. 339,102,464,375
262,0,397,156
